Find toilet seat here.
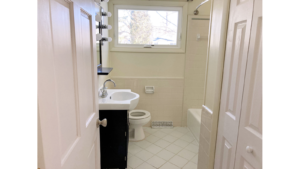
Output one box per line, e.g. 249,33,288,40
129,110,151,120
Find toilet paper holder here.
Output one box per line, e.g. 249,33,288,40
145,86,155,94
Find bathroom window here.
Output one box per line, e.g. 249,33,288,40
114,5,182,49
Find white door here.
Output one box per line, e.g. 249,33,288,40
234,0,262,168
38,0,100,168
214,0,254,168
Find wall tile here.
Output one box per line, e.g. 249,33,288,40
146,79,162,86
187,28,209,41
161,79,184,87
182,19,209,127
200,123,211,143
199,134,210,156
201,110,212,132
189,19,210,28
110,78,184,127
108,19,209,128
198,145,209,169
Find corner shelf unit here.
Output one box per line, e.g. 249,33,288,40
97,65,113,75
96,6,112,76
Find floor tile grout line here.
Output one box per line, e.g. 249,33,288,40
128,127,199,169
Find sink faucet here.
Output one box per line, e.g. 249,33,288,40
100,79,116,98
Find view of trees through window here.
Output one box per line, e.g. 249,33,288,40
118,8,179,45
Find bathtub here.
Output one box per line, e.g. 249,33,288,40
187,109,202,141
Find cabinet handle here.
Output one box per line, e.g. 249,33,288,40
97,118,107,127
246,146,253,153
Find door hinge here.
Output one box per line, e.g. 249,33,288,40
125,132,126,136
125,156,126,161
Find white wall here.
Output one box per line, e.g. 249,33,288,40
110,53,185,78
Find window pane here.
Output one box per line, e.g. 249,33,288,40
118,9,179,45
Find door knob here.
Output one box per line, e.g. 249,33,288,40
246,146,253,153
97,118,107,127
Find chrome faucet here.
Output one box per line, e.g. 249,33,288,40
100,79,116,98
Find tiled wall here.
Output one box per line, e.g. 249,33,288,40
106,78,185,126
105,17,210,127
182,16,210,126
198,105,213,169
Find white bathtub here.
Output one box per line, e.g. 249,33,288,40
187,109,202,141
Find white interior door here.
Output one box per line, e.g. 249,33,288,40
234,0,262,168
214,0,254,168
38,0,100,168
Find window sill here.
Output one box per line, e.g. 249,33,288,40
110,47,185,53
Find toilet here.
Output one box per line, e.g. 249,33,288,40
129,110,151,141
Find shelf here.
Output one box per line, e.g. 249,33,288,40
97,66,113,75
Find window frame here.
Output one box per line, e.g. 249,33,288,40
114,5,183,49
108,1,188,53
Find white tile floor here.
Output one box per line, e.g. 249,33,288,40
127,127,199,169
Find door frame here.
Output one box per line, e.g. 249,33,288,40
199,0,231,168
37,0,233,167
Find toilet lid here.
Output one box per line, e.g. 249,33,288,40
129,110,151,120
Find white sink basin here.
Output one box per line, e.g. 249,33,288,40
110,92,137,101
98,89,139,110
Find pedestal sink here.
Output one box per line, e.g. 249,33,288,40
98,89,139,110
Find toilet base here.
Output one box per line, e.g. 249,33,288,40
129,127,145,141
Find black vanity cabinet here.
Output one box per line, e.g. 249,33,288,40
99,110,129,169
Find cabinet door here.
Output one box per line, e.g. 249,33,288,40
214,0,254,168
234,0,262,168
99,110,128,168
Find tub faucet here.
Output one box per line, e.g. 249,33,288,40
100,79,116,98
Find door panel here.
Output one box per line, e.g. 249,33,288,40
38,0,100,168
243,17,262,138
87,143,96,169
220,139,232,169
50,0,80,161
241,160,254,169
75,7,96,128
214,0,254,168
234,0,262,168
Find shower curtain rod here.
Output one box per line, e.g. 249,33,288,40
194,0,210,15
